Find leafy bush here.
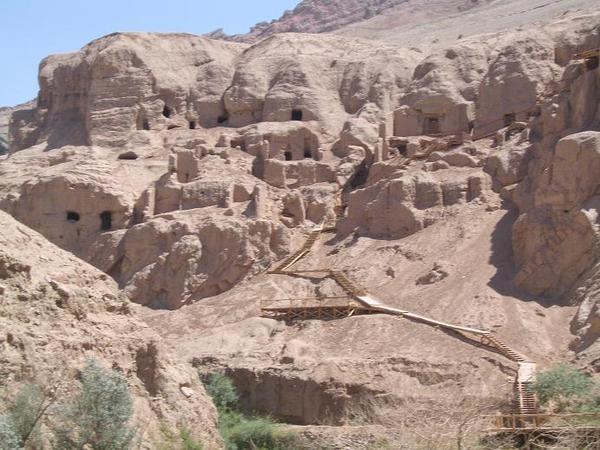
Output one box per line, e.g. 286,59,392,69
156,423,204,450
180,428,204,450
0,384,44,450
222,413,293,450
203,374,295,450
54,359,135,449
204,373,239,411
532,364,600,413
0,415,21,450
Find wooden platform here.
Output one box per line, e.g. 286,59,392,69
260,297,378,321
486,413,600,432
576,48,600,59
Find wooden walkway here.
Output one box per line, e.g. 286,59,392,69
261,296,378,321
262,194,539,416
487,413,600,432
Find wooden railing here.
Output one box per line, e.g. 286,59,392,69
486,413,600,431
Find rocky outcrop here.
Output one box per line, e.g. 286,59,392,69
115,213,290,309
0,101,35,155
567,263,600,372
10,34,243,151
207,0,495,43
9,32,418,153
0,211,221,448
510,87,600,297
340,148,491,239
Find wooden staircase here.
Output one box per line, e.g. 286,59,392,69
483,334,527,362
516,382,537,415
269,228,323,273
329,270,368,297
263,192,538,417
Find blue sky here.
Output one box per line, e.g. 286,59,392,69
0,0,299,106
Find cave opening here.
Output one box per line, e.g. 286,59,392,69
100,211,112,231
189,121,197,130
163,105,173,118
291,109,303,121
304,148,312,159
504,113,516,127
66,211,80,223
142,120,150,131
231,138,246,152
284,151,293,161
586,56,599,71
217,113,229,124
423,116,441,135
118,151,139,160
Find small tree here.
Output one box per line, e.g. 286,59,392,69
532,364,599,413
53,359,135,449
202,373,295,450
0,384,45,450
204,374,239,412
0,415,21,450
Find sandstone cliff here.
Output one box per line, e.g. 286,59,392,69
0,210,221,448
0,101,34,155
1,1,600,447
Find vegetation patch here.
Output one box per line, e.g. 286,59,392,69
0,135,8,154
532,363,600,414
0,358,137,450
203,373,297,450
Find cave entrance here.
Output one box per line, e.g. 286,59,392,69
396,141,408,156
163,105,173,118
100,211,112,231
423,116,441,135
284,150,293,161
291,109,303,121
142,120,150,131
66,211,80,223
304,148,312,159
118,151,138,160
504,113,516,127
189,121,196,130
231,138,246,152
217,113,229,124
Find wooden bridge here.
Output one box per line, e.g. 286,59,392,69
261,209,539,416
485,413,600,448
260,296,378,321
487,413,600,432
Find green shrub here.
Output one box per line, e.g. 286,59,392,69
204,374,239,411
53,359,135,449
0,384,44,450
532,364,600,413
0,415,21,450
218,409,294,450
202,374,295,450
156,423,204,450
180,428,204,450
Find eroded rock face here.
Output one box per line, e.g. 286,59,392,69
116,213,291,309
10,32,418,154
0,101,35,155
568,264,600,371
340,158,492,239
0,211,221,448
512,132,600,297
10,34,243,151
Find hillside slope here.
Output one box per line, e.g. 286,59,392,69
209,0,599,48
1,1,599,447
0,210,221,448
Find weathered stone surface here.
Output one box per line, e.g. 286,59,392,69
2,5,600,450
0,211,221,448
